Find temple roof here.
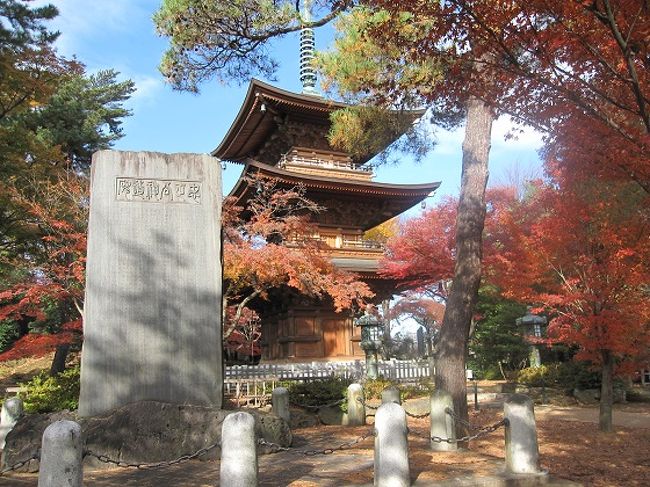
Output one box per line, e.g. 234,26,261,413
212,79,425,166
229,160,440,231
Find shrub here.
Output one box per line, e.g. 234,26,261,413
516,364,559,387
283,376,351,411
362,377,394,399
363,377,434,401
18,366,80,413
0,319,20,352
555,361,602,390
477,365,504,381
516,361,610,391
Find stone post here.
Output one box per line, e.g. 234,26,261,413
504,394,541,474
220,412,258,487
381,385,401,405
374,402,410,487
430,390,456,451
0,397,23,450
38,420,83,487
347,383,365,426
272,387,290,423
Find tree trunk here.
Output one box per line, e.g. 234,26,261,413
599,349,614,432
381,299,391,359
49,344,70,376
434,95,493,436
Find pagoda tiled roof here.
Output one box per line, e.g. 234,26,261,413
212,79,425,166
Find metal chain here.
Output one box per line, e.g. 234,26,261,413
290,397,345,410
84,439,221,469
444,407,473,430
409,418,508,444
356,397,379,410
0,452,40,476
404,410,431,419
258,429,375,456
356,397,429,418
445,408,509,435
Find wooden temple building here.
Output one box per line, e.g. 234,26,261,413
213,79,439,361
213,7,438,361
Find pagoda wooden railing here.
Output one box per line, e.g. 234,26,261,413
287,236,385,251
279,154,373,174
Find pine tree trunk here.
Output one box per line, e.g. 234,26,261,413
435,95,493,436
599,349,614,432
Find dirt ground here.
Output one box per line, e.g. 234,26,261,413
1,356,648,486
1,403,648,486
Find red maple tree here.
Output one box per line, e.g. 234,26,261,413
0,174,87,362
381,187,519,289
222,175,373,341
493,166,650,431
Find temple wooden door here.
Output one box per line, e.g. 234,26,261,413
322,319,345,357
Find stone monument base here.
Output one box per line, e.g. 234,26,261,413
3,401,291,472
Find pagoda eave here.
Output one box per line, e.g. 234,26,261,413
212,79,426,166
229,160,440,231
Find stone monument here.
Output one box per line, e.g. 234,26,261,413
79,151,223,417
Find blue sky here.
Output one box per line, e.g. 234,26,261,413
46,0,544,210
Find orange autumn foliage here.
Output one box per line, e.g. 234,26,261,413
493,168,650,368
364,0,650,191
221,175,373,340
381,187,519,290
0,175,87,360
0,320,81,361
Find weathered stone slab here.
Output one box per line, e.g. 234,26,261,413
4,401,292,472
79,151,223,417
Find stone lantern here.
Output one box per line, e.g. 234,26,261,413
516,307,547,367
355,307,383,379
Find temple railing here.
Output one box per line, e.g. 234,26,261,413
279,154,373,174
287,236,385,251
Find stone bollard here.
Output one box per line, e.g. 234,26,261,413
0,397,23,450
38,420,83,487
347,383,365,426
272,386,290,423
374,402,410,487
220,412,258,487
381,385,401,405
504,394,541,475
430,390,456,451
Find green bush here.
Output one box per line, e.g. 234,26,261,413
18,366,80,413
555,361,601,390
0,319,20,352
363,377,434,401
362,377,394,399
516,361,608,391
516,364,559,387
476,365,504,381
283,376,352,411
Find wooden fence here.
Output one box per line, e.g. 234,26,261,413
225,359,432,382
223,359,434,406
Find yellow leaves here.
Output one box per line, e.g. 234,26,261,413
364,217,400,243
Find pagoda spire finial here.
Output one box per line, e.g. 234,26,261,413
299,0,319,96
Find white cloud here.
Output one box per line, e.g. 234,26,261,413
491,115,544,151
128,74,164,106
424,114,543,159
38,0,148,57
